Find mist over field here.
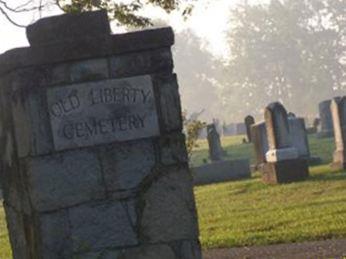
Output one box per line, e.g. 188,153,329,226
172,0,345,123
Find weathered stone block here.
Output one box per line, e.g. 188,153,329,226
109,27,174,56
11,73,54,157
75,250,121,259
155,74,183,133
119,244,177,259
4,205,29,259
262,159,309,184
69,200,138,253
99,139,156,193
139,166,199,243
70,58,109,82
109,48,172,78
24,150,106,212
158,133,188,166
38,210,72,258
0,27,174,77
192,159,251,185
26,10,111,46
2,162,31,214
11,64,71,88
180,240,202,259
50,63,71,85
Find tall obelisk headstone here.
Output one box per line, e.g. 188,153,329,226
0,11,201,258
263,102,309,184
331,96,346,170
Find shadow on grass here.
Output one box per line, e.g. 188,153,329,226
308,171,346,182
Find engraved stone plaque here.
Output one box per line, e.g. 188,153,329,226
47,75,160,150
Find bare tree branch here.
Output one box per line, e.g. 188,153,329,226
13,0,35,11
39,0,43,17
0,0,42,13
0,5,26,27
55,0,64,12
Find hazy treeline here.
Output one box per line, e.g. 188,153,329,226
173,0,345,123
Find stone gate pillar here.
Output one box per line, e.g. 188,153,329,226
0,10,201,259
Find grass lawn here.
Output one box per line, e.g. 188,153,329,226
196,165,346,248
0,135,345,257
0,206,11,259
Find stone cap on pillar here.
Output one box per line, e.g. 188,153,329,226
26,10,111,46
0,10,174,76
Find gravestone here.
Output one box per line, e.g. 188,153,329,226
207,123,223,161
288,118,310,159
288,117,321,165
250,122,269,171
317,100,334,138
287,112,296,118
244,115,255,142
0,11,201,258
331,96,346,170
213,118,223,136
263,102,309,184
195,123,250,184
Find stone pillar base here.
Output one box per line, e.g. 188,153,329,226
262,159,309,184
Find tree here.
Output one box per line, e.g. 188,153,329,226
222,0,345,119
0,0,196,27
173,29,226,121
182,110,206,161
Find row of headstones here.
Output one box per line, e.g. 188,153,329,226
250,103,310,183
246,98,337,143
207,107,312,166
250,98,346,184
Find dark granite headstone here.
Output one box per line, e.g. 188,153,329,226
250,122,268,170
244,115,255,142
317,100,334,138
263,102,309,184
207,123,223,161
288,117,321,165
